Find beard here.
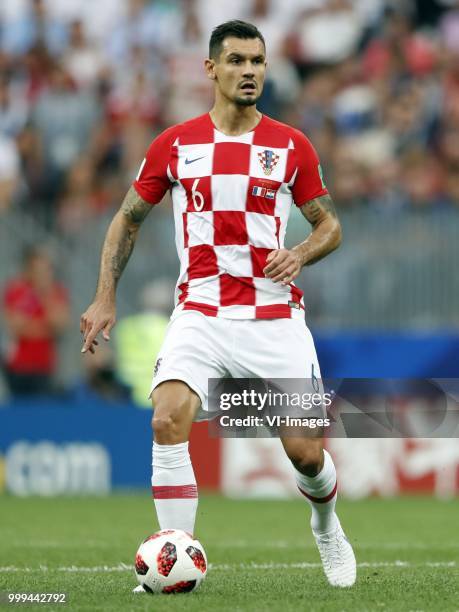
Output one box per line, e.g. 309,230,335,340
233,93,260,107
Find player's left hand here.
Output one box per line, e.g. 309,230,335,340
263,248,302,285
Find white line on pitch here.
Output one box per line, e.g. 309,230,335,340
0,561,456,573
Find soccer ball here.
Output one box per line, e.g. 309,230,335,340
135,529,207,594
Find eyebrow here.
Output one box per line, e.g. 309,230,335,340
226,52,265,61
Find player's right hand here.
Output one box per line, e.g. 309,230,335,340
80,300,116,354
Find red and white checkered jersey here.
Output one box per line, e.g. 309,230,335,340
133,113,328,320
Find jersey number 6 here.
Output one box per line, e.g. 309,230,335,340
191,179,205,212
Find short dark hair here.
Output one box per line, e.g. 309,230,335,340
209,20,265,60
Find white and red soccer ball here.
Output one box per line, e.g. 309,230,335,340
135,529,207,594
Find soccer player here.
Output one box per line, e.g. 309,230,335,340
80,20,356,588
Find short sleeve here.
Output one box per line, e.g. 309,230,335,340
133,127,177,205
290,130,328,207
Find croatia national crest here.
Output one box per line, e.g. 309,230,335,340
258,149,279,176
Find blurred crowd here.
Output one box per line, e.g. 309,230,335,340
1,242,175,402
2,0,459,400
0,0,459,229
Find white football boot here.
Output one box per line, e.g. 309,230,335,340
313,516,356,587
132,585,146,593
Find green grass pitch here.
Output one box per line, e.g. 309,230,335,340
0,495,458,611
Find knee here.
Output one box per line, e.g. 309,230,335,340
151,399,183,441
151,413,176,439
288,445,324,477
151,384,194,443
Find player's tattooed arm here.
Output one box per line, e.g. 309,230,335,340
293,194,342,266
97,186,152,297
263,194,341,285
80,187,152,353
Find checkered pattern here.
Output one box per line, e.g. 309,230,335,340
133,113,328,320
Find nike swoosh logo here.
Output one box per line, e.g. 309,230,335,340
185,156,206,165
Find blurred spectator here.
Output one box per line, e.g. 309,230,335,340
106,0,179,64
329,141,370,209
0,76,29,138
56,157,95,235
45,0,127,46
398,148,444,210
114,279,174,407
31,62,99,190
1,0,68,57
107,45,161,178
1,246,70,395
62,19,107,90
362,8,438,82
20,43,54,104
290,0,365,70
15,124,47,212
383,80,436,154
165,0,212,124
73,344,131,404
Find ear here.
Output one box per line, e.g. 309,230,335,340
204,58,216,81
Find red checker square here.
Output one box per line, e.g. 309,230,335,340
256,304,292,318
181,176,213,212
188,245,219,280
220,274,256,306
250,246,272,278
252,124,290,148
213,211,248,246
246,177,281,215
179,121,214,145
213,142,251,175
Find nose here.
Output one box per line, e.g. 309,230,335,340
242,61,255,78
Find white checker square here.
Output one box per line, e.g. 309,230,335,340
274,191,292,223
213,130,254,145
249,145,288,183
218,304,256,319
211,174,250,212
187,276,220,306
186,211,214,247
253,277,290,306
214,245,253,278
177,143,214,178
245,212,279,249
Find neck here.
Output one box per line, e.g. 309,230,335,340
209,96,261,136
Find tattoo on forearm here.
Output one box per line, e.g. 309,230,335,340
121,186,152,224
110,226,136,284
300,194,337,225
293,193,341,267
97,188,151,296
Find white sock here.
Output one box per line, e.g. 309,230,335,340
151,441,198,536
295,449,338,534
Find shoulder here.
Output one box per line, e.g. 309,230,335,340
150,114,212,148
260,115,315,149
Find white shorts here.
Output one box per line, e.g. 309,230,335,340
150,311,322,421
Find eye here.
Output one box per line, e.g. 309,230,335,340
231,58,240,64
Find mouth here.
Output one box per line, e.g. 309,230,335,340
239,82,257,92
